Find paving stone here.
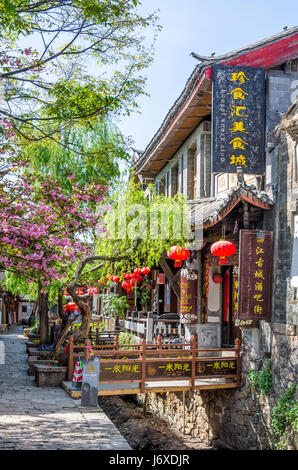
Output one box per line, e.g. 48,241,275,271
0,326,131,450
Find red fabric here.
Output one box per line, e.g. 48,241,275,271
223,270,230,322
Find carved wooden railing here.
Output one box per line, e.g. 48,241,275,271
67,335,241,391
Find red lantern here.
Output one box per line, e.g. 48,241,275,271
63,302,80,312
123,273,132,280
141,267,150,275
136,275,143,283
113,276,120,283
212,273,223,284
87,287,98,295
75,287,85,295
167,246,190,268
121,280,132,294
130,278,137,288
211,240,236,265
133,268,142,276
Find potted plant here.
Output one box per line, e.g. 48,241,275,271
32,350,67,386
33,362,67,386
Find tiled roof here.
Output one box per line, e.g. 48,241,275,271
188,184,274,228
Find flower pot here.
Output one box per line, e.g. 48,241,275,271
27,356,56,376
28,332,40,340
28,347,51,357
23,328,31,337
33,364,67,387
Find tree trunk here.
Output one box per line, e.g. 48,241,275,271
73,299,92,342
52,314,75,357
52,291,91,353
38,290,49,345
58,291,68,326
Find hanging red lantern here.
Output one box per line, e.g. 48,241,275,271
113,276,121,283
87,287,98,295
210,240,236,265
121,280,132,294
133,268,142,276
136,275,143,283
130,278,137,288
141,267,150,275
75,287,85,295
63,302,80,313
123,273,132,280
212,273,223,284
167,246,190,268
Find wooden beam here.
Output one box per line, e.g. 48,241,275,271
159,254,180,301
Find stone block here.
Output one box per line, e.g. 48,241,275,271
27,356,56,376
33,364,67,387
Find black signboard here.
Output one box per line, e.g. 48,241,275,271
146,361,192,379
100,360,142,381
196,359,237,377
238,230,274,321
212,65,266,174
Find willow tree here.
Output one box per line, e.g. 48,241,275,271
92,180,192,295
0,0,160,175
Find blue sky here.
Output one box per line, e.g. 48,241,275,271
118,0,298,153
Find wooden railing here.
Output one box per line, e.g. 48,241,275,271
67,335,241,391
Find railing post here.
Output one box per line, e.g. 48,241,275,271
84,338,91,362
68,335,74,381
146,311,153,344
114,335,119,360
140,338,146,394
235,338,241,387
157,334,162,358
190,335,197,390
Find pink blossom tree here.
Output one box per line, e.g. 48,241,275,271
0,170,125,344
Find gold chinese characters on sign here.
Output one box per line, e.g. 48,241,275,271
238,230,274,321
212,65,266,175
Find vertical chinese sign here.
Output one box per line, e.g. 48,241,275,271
238,230,274,321
212,65,266,174
180,269,198,324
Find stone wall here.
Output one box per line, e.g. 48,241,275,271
135,320,297,450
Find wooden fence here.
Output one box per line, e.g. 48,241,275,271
101,312,183,342
67,335,241,392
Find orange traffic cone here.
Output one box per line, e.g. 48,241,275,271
72,360,83,389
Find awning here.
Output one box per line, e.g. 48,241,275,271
188,183,274,229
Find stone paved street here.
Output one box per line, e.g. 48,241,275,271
0,326,131,450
